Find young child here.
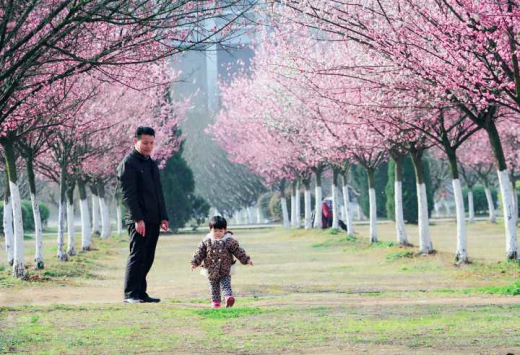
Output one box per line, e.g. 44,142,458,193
191,216,253,308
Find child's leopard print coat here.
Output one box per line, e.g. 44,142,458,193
191,232,250,280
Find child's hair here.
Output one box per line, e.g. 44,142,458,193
209,216,227,230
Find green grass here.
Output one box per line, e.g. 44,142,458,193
370,241,398,248
437,280,520,296
3,226,520,354
193,306,263,319
2,303,520,354
386,251,415,261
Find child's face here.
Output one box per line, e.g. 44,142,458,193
211,228,226,239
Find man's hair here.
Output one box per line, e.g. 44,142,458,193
135,126,155,139
209,216,227,230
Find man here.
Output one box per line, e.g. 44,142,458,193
117,126,169,303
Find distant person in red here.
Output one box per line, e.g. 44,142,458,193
322,200,332,228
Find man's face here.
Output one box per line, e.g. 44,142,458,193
212,228,226,239
134,134,155,157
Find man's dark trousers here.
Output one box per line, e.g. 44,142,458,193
124,222,160,299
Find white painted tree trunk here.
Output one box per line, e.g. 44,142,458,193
332,184,339,230
484,187,496,223
452,179,468,263
10,182,25,277
57,199,68,261
369,188,378,243
242,209,248,225
67,202,76,256
247,206,254,225
3,196,14,266
394,181,408,245
304,188,312,230
80,198,91,250
290,194,296,227
31,193,44,269
256,206,262,224
313,186,323,229
99,197,111,239
514,185,519,226
116,203,123,236
498,170,518,259
356,204,362,220
417,183,433,254
342,184,354,235
92,194,101,236
295,187,301,228
468,188,475,224
281,197,290,229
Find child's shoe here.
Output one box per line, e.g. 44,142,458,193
211,301,221,308
225,296,235,308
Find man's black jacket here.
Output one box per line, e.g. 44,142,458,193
117,149,168,225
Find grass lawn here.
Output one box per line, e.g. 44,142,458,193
1,221,520,354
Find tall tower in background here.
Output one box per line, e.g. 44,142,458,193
170,29,265,216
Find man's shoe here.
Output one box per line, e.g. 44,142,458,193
211,301,221,308
124,298,143,304
141,295,161,303
225,296,235,308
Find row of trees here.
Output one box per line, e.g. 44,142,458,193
213,1,520,263
0,0,263,278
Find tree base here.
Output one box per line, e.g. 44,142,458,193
454,255,471,265
68,248,76,257
57,254,69,262
34,259,45,270
82,246,91,251
12,262,26,279
506,251,518,260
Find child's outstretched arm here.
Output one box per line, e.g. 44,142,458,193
229,239,252,266
191,241,207,270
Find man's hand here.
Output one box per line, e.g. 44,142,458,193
135,220,146,236
247,259,253,266
191,264,198,270
161,220,169,231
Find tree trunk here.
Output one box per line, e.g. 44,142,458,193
295,181,301,228
3,169,13,266
303,178,312,230
290,181,296,227
512,178,518,226
256,205,263,224
78,179,91,250
485,120,517,259
367,168,378,243
280,179,290,229
313,167,323,229
57,164,68,261
3,138,25,277
331,168,340,230
453,179,469,263
393,156,408,245
97,180,111,239
410,148,434,254
66,182,76,256
484,185,496,223
468,187,475,224
498,170,517,259
91,185,101,236
246,206,253,225
446,149,469,263
341,171,354,235
26,155,44,269
115,191,123,236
